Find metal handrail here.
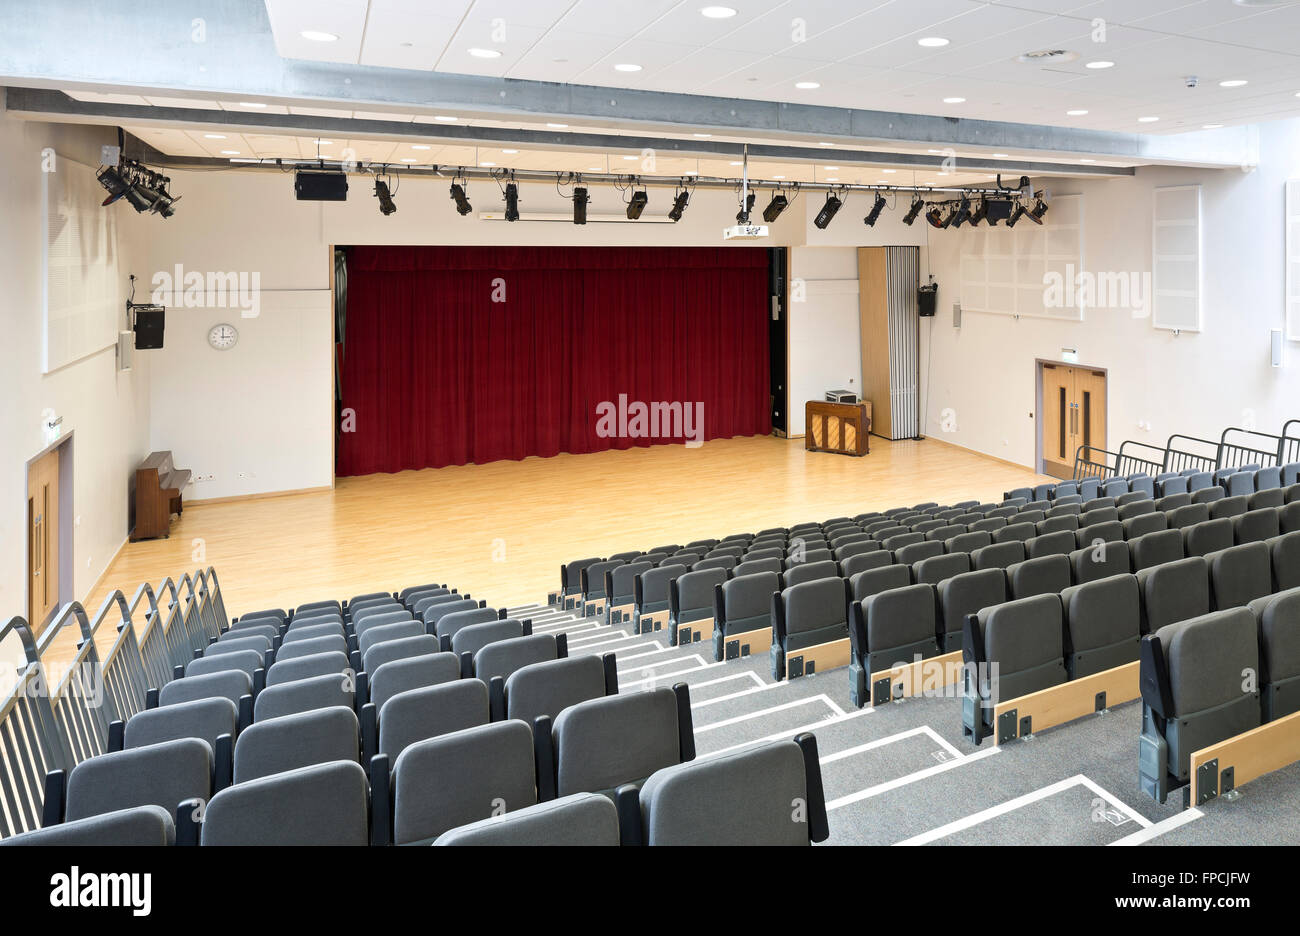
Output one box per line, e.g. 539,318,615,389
1163,434,1219,475
1217,427,1284,470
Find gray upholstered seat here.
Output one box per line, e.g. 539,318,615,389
1026,530,1076,560
924,524,966,543
894,541,944,565
222,622,280,645
971,541,1026,571
504,654,610,727
1070,540,1131,584
1036,514,1079,535
281,621,345,645
1139,609,1260,801
552,686,691,797
1123,512,1167,539
733,557,783,578
369,652,461,714
413,593,464,619
202,760,370,845
946,531,992,554
936,567,1006,653
1046,503,1082,519
859,583,940,675
351,606,409,635
1137,556,1210,634
964,595,1067,740
392,720,537,846
254,672,353,722
64,738,211,822
773,577,848,677
670,568,728,643
422,598,479,630
474,633,563,689
1007,554,1071,599
185,649,261,682
362,634,441,676
1234,508,1280,545
635,564,686,633
1192,484,1225,504
1206,542,1273,610
266,649,349,687
581,559,624,606
0,805,175,847
992,522,1035,544
123,697,237,752
1211,495,1250,521
433,792,619,846
434,607,499,646
881,532,924,551
159,669,252,710
912,552,970,586
206,635,270,659
1155,492,1192,512
714,571,779,661
630,737,825,846
451,618,526,659
1076,520,1123,547
838,551,892,578
1060,574,1141,678
1251,588,1300,721
782,559,840,588
1130,528,1184,572
1168,503,1210,529
1080,506,1119,527
1182,518,1234,557
233,706,358,782
379,678,490,762
276,634,348,663
1271,531,1300,591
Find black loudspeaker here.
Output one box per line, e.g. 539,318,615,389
918,283,938,318
133,304,166,349
294,171,349,201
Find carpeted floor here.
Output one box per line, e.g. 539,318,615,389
514,601,1300,846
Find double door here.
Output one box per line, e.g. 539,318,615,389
1041,364,1107,480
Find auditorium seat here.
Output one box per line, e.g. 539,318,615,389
607,560,652,626
1206,542,1273,609
1250,588,1300,721
1234,508,1280,545
1169,503,1210,529
772,578,848,680
971,541,1026,571
368,653,461,716
1007,554,1071,599
266,650,349,688
1137,556,1211,634
233,706,358,783
581,559,624,615
379,679,490,767
547,684,694,799
1271,531,1300,590
254,672,353,722
0,805,175,847
281,621,345,645
617,735,828,846
1026,530,1076,560
1211,495,1250,520
1192,486,1225,504
946,530,992,554
502,654,616,729
451,619,528,666
118,697,237,764
434,792,620,847
894,541,944,565
634,565,686,635
358,620,424,661
912,552,970,586
1060,574,1141,678
1130,528,1184,573
362,634,441,677
199,760,373,846
849,583,939,706
1183,518,1234,557
670,567,728,644
158,669,253,715
848,564,911,604
1139,609,1261,803
1070,540,1131,584
46,738,212,826
783,559,840,588
1123,512,1167,539
963,595,1068,743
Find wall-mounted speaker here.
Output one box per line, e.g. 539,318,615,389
918,282,938,317
132,304,166,350
1272,328,1284,368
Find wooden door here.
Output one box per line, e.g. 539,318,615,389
1039,364,1107,479
27,449,60,633
1041,364,1076,479
1075,368,1107,456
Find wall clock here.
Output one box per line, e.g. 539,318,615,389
208,323,239,350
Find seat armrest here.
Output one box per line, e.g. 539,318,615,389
42,769,66,826
108,720,125,753
615,784,643,846
532,715,556,802
369,754,391,846
794,733,830,843
176,798,203,846
214,734,233,792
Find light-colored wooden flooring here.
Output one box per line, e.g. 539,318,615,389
78,434,1048,641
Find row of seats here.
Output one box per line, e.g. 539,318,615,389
963,535,1298,750
1012,460,1300,505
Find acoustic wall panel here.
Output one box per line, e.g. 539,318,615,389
1286,180,1300,342
1152,184,1202,333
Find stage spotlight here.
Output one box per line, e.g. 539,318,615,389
1029,197,1049,224
902,196,925,225
863,192,887,227
951,196,972,228
97,165,132,206
573,186,589,224
814,192,843,229
374,179,397,216
762,193,789,223
1006,202,1027,228
669,189,690,221
626,188,648,220
967,198,987,227
736,191,756,223
926,206,953,229
150,188,181,219
504,182,520,221
450,182,472,216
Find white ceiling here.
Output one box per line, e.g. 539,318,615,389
261,0,1300,134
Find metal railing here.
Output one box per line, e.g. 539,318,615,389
1114,440,1167,478
1217,427,1285,471
1161,434,1220,476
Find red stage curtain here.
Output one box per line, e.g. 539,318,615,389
336,246,771,476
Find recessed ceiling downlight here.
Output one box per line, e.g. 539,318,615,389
917,37,949,48
700,6,737,17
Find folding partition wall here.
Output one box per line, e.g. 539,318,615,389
857,246,920,440
336,246,772,476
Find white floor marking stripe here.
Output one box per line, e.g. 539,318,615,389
573,642,661,657
617,654,708,676
690,675,786,709
565,630,646,647
1107,807,1203,846
828,747,1002,811
695,695,839,733
820,726,937,765
894,773,1150,846
615,646,703,664
700,708,875,759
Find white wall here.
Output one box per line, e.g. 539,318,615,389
0,113,151,624
922,118,1300,469
788,246,861,436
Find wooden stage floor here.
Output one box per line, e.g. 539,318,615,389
83,434,1049,634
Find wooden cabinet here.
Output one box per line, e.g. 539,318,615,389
805,400,872,456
